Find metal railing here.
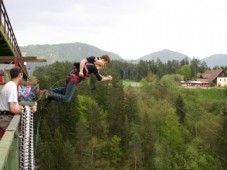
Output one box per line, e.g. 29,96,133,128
0,115,20,170
0,0,22,56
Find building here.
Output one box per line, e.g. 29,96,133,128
199,69,227,87
181,69,227,87
217,77,227,87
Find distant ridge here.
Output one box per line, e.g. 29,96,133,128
137,49,227,68
201,54,227,68
138,49,189,63
20,42,122,64
20,42,123,75
20,42,227,69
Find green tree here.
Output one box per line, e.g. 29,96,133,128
110,135,123,166
190,58,200,78
176,94,186,124
140,113,154,169
128,123,143,170
179,65,192,80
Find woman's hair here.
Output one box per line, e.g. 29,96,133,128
94,59,104,68
100,54,110,63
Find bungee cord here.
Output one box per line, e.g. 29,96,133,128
19,105,35,170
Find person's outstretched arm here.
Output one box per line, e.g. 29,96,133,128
79,56,97,77
79,58,88,77
101,75,112,81
92,65,112,81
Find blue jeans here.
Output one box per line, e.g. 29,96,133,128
47,81,76,102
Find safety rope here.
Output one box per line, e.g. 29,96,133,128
35,79,65,102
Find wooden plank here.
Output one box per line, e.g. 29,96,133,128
19,101,37,106
19,81,37,85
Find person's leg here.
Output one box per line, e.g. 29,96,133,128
64,81,77,102
47,82,76,102
50,87,66,94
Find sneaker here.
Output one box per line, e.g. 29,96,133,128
40,90,49,101
39,90,47,95
45,91,51,99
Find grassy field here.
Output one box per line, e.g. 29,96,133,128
196,88,227,100
123,80,227,102
123,80,141,88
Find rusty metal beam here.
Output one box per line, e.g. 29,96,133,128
0,56,37,58
0,57,47,62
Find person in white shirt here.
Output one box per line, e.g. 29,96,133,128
0,67,37,138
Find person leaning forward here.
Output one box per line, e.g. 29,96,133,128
0,67,37,139
76,54,111,77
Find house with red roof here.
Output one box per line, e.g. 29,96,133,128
181,69,227,87
199,69,227,87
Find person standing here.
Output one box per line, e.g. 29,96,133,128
0,67,37,139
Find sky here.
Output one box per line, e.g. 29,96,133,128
3,0,227,60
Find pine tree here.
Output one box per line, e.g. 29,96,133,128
110,135,123,166
140,113,154,169
176,94,186,124
128,123,143,170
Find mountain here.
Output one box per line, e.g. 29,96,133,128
201,54,227,68
20,42,123,75
138,49,190,62
20,42,122,64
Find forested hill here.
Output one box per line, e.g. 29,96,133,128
34,61,227,169
138,49,189,63
137,49,227,68
201,54,227,68
20,43,227,69
20,42,122,64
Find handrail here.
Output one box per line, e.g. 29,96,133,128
0,0,22,57
0,115,20,170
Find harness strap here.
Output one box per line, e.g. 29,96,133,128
68,74,79,85
0,110,14,116
66,65,92,85
84,65,88,77
84,64,92,77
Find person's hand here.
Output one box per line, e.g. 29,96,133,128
32,104,37,113
108,75,112,80
79,71,84,77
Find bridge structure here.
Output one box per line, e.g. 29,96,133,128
0,0,28,77
0,1,46,169
0,0,21,57
0,0,46,81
